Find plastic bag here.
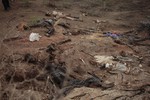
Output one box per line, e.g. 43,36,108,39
29,32,42,42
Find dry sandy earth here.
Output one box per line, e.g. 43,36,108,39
0,0,150,100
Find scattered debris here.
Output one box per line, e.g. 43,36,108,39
94,55,115,64
24,53,37,64
45,27,55,37
46,43,56,53
64,16,82,21
29,18,55,37
29,18,54,28
114,63,128,72
52,11,82,21
105,63,113,69
103,32,121,39
46,63,66,89
63,28,95,35
3,36,23,43
94,19,100,23
16,22,29,31
113,56,133,62
58,22,70,29
52,11,64,17
1,2,150,100
45,12,51,16
29,32,42,42
61,74,114,95
57,39,71,45
45,19,54,26
94,55,129,72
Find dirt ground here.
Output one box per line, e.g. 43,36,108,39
0,0,150,100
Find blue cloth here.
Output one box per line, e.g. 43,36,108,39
104,32,120,39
